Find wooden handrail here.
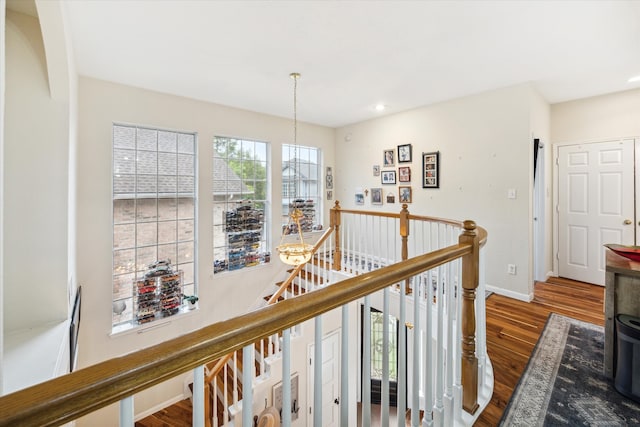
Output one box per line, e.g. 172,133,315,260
266,226,334,305
0,232,481,427
204,226,334,386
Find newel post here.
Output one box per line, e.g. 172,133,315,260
330,201,342,271
459,220,480,414
400,204,410,293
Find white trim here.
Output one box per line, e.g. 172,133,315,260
485,284,533,302
134,394,187,421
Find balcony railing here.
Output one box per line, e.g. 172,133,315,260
0,202,490,427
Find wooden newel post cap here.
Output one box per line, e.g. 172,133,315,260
401,203,409,211
334,201,341,209
463,220,476,233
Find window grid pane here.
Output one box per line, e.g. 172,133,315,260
112,124,196,331
282,144,322,232
213,137,270,274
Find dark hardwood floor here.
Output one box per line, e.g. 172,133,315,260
474,277,604,426
136,277,604,427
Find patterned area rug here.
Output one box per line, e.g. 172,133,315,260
500,313,640,426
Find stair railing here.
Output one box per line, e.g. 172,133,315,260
0,205,487,427
203,225,335,426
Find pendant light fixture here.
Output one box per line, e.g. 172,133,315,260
277,73,314,266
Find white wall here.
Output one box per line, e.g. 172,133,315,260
335,84,541,299
4,9,69,331
75,77,335,425
551,88,640,143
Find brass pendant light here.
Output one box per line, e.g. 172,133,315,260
276,73,313,266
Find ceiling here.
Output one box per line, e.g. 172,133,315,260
37,1,640,127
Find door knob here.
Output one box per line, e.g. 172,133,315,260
624,219,632,225
334,398,340,405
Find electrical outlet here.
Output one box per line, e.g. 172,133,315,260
508,264,517,275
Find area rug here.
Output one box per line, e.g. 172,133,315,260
500,313,640,426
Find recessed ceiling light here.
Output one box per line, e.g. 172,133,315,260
375,104,386,112
628,75,640,83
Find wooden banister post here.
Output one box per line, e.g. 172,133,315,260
400,204,410,293
459,220,480,414
330,201,342,270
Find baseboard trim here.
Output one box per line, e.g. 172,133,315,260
135,394,187,421
485,285,533,302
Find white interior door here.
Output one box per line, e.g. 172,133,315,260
308,330,340,426
558,139,635,285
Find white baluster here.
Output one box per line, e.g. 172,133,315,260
434,266,444,426
119,395,134,427
193,364,205,427
314,316,323,426
242,345,253,427
411,276,421,427
213,379,219,427
341,305,349,426
283,328,292,427
363,295,372,426
397,277,407,427
233,352,238,405
444,262,454,422
381,288,390,427
423,272,433,427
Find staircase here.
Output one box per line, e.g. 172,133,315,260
192,249,336,426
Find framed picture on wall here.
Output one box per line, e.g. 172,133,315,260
398,144,412,163
399,186,412,203
371,188,383,205
381,170,396,184
422,151,440,188
398,166,411,182
383,149,395,167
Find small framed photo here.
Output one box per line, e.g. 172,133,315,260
386,192,395,204
326,190,333,200
422,151,440,188
325,166,333,189
371,188,383,205
373,165,380,176
381,170,396,184
398,166,411,182
398,144,412,163
383,149,395,167
399,186,412,203
355,191,365,205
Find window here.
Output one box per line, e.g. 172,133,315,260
282,144,322,230
112,124,196,331
213,137,269,273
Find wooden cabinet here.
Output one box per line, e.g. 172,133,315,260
604,250,640,378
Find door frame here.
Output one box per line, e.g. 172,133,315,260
307,328,341,426
552,137,639,279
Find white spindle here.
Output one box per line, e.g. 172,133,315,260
434,266,444,426
444,262,454,421
341,305,349,426
314,316,323,426
233,352,238,404
213,380,219,427
362,295,372,426
412,276,421,427
283,328,292,427
119,395,134,427
223,363,228,423
381,288,390,427
259,339,265,377
193,365,205,427
242,345,253,427
397,276,407,427
423,272,434,427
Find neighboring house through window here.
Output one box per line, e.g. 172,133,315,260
112,124,196,332
282,144,322,231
